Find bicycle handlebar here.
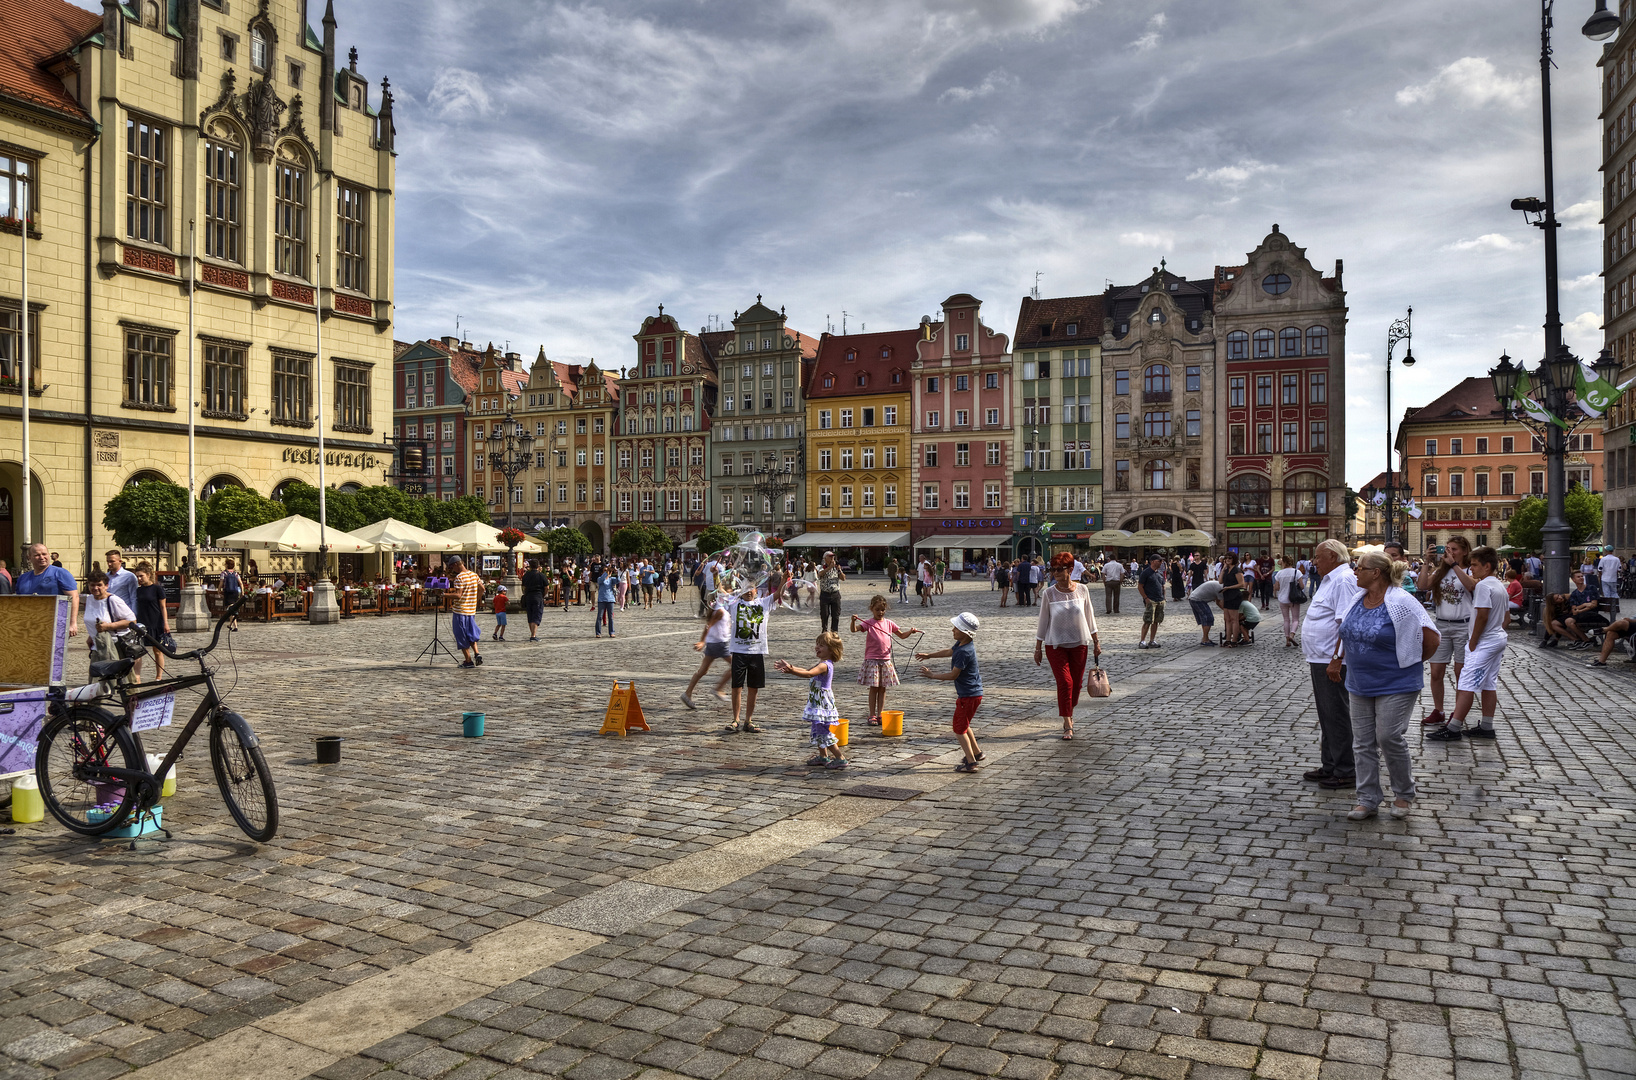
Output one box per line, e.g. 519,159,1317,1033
141,596,246,663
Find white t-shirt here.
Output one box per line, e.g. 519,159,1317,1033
721,593,778,654
1430,569,1473,623
1599,554,1621,589
1103,560,1124,582
84,593,134,637
1071,559,1085,582
1274,567,1299,604
704,602,732,644
702,560,718,593
1469,576,1509,647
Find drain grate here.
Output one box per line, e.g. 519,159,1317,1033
844,784,921,801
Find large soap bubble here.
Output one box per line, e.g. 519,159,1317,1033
713,532,784,599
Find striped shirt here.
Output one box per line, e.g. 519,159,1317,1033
451,570,482,615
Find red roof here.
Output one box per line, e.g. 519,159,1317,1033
0,0,99,122
806,328,922,399
1012,295,1104,347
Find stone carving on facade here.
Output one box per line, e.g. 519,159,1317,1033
200,68,244,130
245,76,286,161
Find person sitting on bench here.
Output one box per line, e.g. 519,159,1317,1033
1588,616,1636,667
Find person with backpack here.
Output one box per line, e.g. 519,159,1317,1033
1274,554,1306,647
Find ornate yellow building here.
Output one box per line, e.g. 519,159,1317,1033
1,0,395,571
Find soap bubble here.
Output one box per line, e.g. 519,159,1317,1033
713,532,785,599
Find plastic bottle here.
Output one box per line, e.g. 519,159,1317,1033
10,775,44,823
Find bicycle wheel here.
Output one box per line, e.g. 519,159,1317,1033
36,705,143,836
209,718,279,842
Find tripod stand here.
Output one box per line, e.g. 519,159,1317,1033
415,606,461,665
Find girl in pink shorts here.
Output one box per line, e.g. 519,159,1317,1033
851,594,920,726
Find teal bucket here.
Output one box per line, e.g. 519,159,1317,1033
462,711,485,738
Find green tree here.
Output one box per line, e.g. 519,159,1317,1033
610,523,671,556
1343,486,1360,529
276,481,365,533
693,524,738,556
102,479,201,549
205,486,282,540
545,526,592,559
353,485,423,528
1503,490,1605,550
423,495,491,533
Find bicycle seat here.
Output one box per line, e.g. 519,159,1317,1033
89,658,135,681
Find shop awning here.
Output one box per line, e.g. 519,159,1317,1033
912,534,1014,549
784,531,910,547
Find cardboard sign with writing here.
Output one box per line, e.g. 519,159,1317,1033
0,690,48,777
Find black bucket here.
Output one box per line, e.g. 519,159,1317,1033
315,736,342,764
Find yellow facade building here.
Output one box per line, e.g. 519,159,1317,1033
1,0,395,571
797,329,914,561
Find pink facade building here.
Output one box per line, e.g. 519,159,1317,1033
910,294,1013,570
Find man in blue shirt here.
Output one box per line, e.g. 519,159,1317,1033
1136,553,1166,649
16,542,80,637
1566,570,1606,646
104,549,138,613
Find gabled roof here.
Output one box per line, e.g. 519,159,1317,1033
1359,470,1402,492
0,0,101,122
699,331,735,365
1013,295,1104,348
1401,377,1503,426
806,328,922,399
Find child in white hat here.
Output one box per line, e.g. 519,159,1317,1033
916,611,984,772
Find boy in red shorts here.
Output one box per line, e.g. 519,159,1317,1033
917,611,984,772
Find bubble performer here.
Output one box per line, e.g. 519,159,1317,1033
714,534,790,734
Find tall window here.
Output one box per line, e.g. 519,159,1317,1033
1475,472,1490,496
1228,376,1245,407
1306,326,1329,355
1257,423,1273,453
1144,459,1172,490
1229,425,1245,456
1424,474,1438,497
1144,411,1171,437
272,352,311,424
273,156,308,278
1226,330,1248,360
0,306,41,389
1227,474,1270,516
1282,422,1299,452
126,118,168,245
203,138,240,261
1279,328,1302,357
1253,329,1274,358
1501,472,1515,495
123,329,174,408
250,27,269,70
1309,421,1327,450
202,342,245,416
335,363,370,430
337,184,367,292
1256,375,1273,405
1144,365,1171,394
2,153,33,223
1284,473,1327,515
1281,373,1300,404
1186,409,1201,437
1309,372,1326,404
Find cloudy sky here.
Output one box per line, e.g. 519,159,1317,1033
349,0,1606,484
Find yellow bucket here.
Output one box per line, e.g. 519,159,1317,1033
829,718,849,746
10,775,43,823
880,710,904,737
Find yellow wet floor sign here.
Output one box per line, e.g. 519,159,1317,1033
600,680,649,736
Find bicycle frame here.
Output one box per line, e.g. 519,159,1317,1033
107,670,224,802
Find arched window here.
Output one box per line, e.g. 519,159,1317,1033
203,130,241,262
1283,472,1328,516
201,474,241,500
1144,459,1172,490
273,148,308,279
1227,474,1270,517
1252,329,1274,358
1143,364,1171,394
250,27,269,71
1226,330,1248,360
1279,328,1302,357
1306,326,1329,355
124,469,170,489
271,479,302,502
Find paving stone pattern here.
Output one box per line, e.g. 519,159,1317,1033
0,579,1631,1079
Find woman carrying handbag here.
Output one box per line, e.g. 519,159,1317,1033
1034,552,1102,740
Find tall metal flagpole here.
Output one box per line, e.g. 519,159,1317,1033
18,176,29,554
315,252,326,558
187,219,198,573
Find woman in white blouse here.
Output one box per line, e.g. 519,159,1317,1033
1033,552,1101,740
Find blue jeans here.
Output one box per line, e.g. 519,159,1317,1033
595,601,615,635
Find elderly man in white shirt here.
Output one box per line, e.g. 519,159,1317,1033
1302,538,1363,789
1101,557,1123,615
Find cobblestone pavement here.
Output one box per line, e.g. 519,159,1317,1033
1,578,1633,1080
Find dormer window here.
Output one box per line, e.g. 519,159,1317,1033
822,374,834,388
1065,323,1077,336
1169,283,1179,291
1038,324,1051,337
891,370,903,384
880,347,891,359
856,373,868,387
845,350,856,361
1140,285,1149,293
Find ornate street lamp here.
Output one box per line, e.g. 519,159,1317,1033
486,403,535,532
750,447,803,534
1382,308,1415,547
1496,0,1621,597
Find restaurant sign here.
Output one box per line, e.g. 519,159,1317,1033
937,518,1009,529
282,447,382,470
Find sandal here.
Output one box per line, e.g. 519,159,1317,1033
743,723,763,734
868,716,882,726
723,722,741,733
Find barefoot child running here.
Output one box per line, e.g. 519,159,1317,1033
851,595,919,727
775,632,846,769
917,612,984,773
682,599,732,709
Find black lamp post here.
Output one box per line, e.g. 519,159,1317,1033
1384,308,1415,548
486,403,536,532
750,447,803,534
1495,1,1621,598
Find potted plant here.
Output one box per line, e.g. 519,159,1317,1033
279,586,302,611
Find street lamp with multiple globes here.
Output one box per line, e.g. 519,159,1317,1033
749,447,803,534
1490,0,1622,598
486,401,536,531
1373,307,1416,548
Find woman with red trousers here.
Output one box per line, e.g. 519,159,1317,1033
1034,552,1101,741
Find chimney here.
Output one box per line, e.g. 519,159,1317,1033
441,335,459,349
1334,258,1344,290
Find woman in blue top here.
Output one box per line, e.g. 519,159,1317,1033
1326,552,1439,822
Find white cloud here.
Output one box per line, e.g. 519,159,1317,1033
1446,233,1526,252
1130,11,1165,52
1396,57,1532,109
426,68,493,120
1564,310,1604,352
956,123,1001,143
1119,231,1174,251
1562,200,1603,229
939,70,1018,103
1565,272,1601,291
1186,160,1275,187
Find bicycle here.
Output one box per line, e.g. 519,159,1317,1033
32,598,279,843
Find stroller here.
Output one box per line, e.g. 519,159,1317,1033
1220,599,1260,645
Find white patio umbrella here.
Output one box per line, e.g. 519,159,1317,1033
350,518,462,583
434,520,545,554
213,514,374,552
